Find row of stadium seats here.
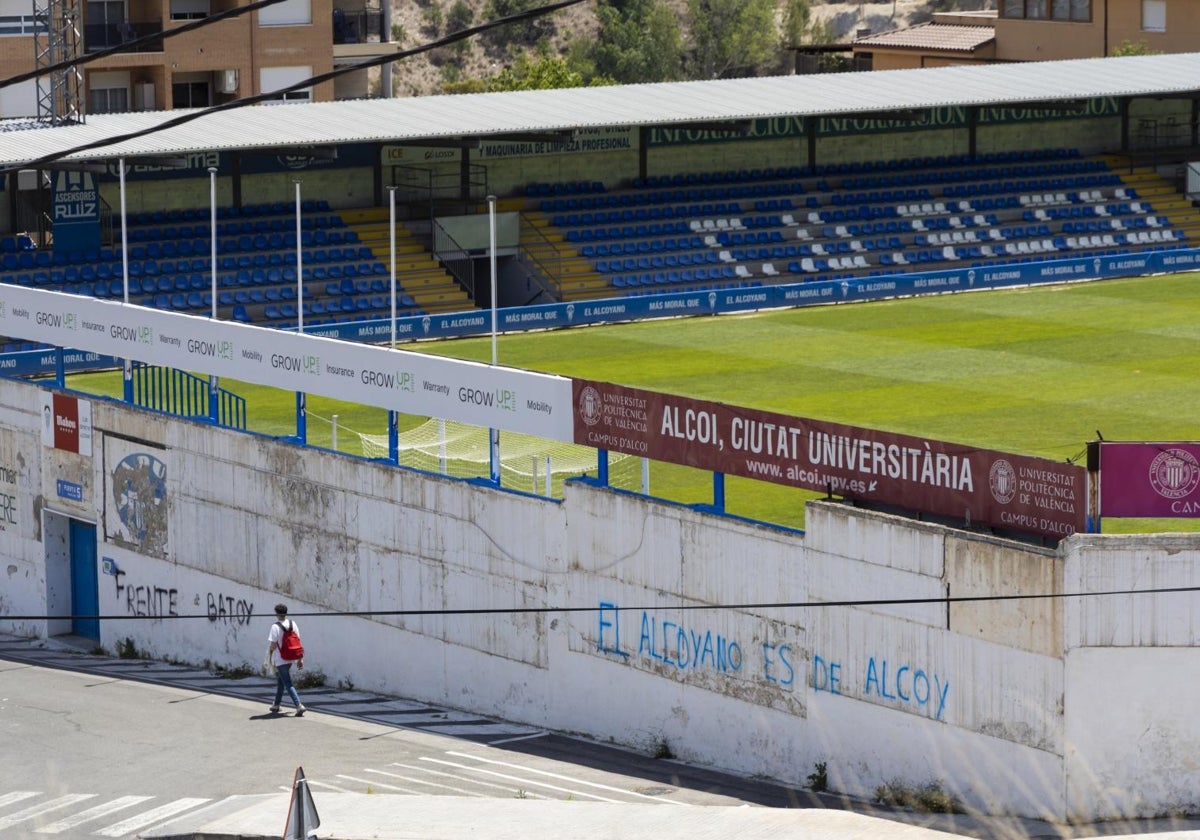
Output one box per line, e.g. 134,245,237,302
128,199,331,225
615,148,1081,193
121,216,348,243
5,248,381,285
7,208,350,270
142,289,419,316
543,170,1122,220
1,231,360,273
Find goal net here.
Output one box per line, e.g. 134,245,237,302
358,418,643,497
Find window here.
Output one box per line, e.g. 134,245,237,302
85,0,126,49
0,0,41,35
259,0,309,26
87,70,130,114
172,80,209,108
170,0,208,20
259,66,312,104
1001,0,1091,19
88,86,129,114
1142,0,1166,32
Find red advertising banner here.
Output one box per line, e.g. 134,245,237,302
40,392,93,457
1099,442,1200,518
573,380,1086,540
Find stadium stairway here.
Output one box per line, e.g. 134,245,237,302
339,207,475,314
518,212,610,302
1108,162,1200,243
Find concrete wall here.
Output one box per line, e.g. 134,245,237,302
1061,535,1200,819
3,375,1200,823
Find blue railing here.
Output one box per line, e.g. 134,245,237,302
131,363,246,429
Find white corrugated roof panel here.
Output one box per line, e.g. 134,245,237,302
0,53,1198,168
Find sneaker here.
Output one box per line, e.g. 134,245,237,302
295,705,306,717
269,705,280,714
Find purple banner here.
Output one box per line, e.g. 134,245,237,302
1100,442,1200,517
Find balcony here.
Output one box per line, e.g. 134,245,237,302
85,19,164,53
332,7,381,44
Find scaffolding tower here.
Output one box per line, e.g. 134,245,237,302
32,0,84,124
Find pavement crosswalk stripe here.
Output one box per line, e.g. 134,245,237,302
487,731,548,746
0,794,97,830
387,763,549,798
419,757,625,803
334,774,423,796
93,797,211,837
306,780,360,793
445,750,686,805
0,792,40,809
361,767,483,797
34,796,155,833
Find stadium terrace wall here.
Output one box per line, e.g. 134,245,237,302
2,375,1200,822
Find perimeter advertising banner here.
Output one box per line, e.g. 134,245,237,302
52,170,101,254
0,287,574,441
40,391,93,456
1099,442,1200,517
572,379,1085,540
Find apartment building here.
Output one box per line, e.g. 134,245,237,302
854,0,1198,70
0,0,389,118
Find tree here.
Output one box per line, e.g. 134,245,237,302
781,0,811,50
446,0,473,33
686,0,779,79
586,0,684,84
1111,39,1160,57
488,54,586,91
483,0,551,46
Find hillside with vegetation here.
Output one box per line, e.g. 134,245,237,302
384,0,995,96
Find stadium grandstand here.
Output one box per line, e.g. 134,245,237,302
2,52,1200,353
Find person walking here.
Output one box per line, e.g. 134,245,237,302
266,603,307,716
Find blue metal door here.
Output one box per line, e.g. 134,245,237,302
69,520,99,639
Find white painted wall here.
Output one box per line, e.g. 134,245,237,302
2,376,1199,823
1060,536,1200,820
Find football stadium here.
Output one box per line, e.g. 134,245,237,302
4,52,1200,823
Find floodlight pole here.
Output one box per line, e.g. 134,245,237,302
488,194,498,366
209,167,219,320
294,179,306,445
208,166,220,424
119,157,132,402
294,179,304,335
387,185,398,465
487,194,500,485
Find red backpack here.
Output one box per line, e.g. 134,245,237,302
277,620,304,661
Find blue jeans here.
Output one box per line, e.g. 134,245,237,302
274,663,302,708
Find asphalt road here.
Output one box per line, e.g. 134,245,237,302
5,636,1200,840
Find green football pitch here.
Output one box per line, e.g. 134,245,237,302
66,274,1200,533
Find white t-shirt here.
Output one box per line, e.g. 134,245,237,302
268,618,300,667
